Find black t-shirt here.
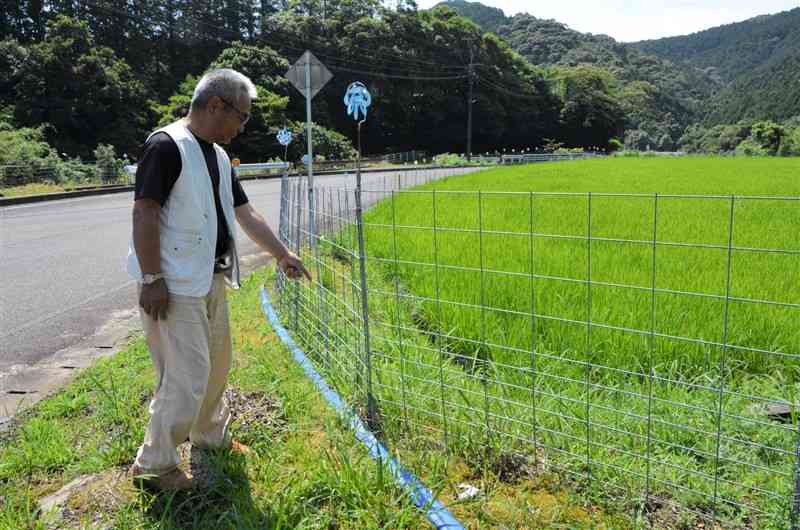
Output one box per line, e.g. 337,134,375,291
134,131,249,259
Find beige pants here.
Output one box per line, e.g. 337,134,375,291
134,274,232,475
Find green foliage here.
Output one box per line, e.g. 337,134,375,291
152,72,290,163
0,123,114,188
553,65,625,148
209,44,293,161
93,144,125,183
470,12,716,148
433,0,508,33
778,127,800,156
349,158,798,527
623,129,654,151
432,152,469,165
153,75,198,127
11,16,152,159
678,122,752,153
633,8,800,83
678,120,800,156
0,125,60,186
749,121,786,155
150,60,351,162
634,8,800,125
606,137,623,152
210,41,290,95
0,38,28,106
735,138,769,157
285,121,357,162
5,2,799,162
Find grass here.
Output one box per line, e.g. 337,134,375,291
0,266,612,529
0,180,127,197
1,182,71,197
0,270,432,529
281,156,799,529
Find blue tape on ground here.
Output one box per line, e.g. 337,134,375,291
260,288,464,530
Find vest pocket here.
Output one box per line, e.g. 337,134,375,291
163,230,203,258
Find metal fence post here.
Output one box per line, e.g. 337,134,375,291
792,423,800,529
277,166,289,300
354,125,377,429
292,179,302,331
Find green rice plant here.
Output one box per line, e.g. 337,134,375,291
280,156,799,529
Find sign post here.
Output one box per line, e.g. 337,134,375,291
286,51,333,350
285,50,333,241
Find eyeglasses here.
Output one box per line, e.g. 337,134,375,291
219,96,251,126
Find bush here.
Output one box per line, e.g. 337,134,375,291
433,153,471,166
93,143,124,183
286,122,357,162
0,123,102,188
735,139,768,157
0,125,61,186
55,157,98,183
607,138,623,153
777,128,800,157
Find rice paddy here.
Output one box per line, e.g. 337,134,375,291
283,156,800,528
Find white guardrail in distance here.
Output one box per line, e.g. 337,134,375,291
233,162,290,177
469,153,605,165
124,162,290,179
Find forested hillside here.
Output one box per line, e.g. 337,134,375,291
437,0,718,150
439,0,800,151
1,0,799,177
632,8,800,124
1,0,579,166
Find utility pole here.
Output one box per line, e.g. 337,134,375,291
466,47,475,162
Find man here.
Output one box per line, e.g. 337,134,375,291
126,68,310,490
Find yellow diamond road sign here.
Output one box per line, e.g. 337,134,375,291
286,51,333,100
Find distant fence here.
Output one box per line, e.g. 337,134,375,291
273,162,800,528
385,150,428,164
0,163,133,188
472,152,605,165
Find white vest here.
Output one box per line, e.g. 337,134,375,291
126,120,240,297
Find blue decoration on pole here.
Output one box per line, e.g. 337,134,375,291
277,127,293,146
344,82,372,121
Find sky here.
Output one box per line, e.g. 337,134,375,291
415,0,800,42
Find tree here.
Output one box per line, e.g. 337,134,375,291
624,129,654,151
12,16,151,158
748,121,786,155
553,65,625,148
777,127,800,156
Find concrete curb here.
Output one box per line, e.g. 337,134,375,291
0,185,134,206
0,165,484,207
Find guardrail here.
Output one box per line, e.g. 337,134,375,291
469,153,604,165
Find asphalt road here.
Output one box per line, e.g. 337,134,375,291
0,168,477,378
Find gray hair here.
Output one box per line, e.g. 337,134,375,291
190,68,257,111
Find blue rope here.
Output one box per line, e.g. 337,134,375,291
260,287,464,529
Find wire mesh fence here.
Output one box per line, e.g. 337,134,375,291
272,166,799,529
0,162,133,188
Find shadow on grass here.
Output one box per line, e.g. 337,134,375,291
142,447,267,529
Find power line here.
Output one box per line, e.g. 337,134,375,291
328,64,466,81
477,76,545,102
79,0,466,74
80,0,467,83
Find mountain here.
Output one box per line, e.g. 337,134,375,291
434,0,507,34
631,9,800,124
632,9,800,84
435,1,718,148
437,0,800,141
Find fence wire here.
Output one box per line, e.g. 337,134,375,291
272,165,799,529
